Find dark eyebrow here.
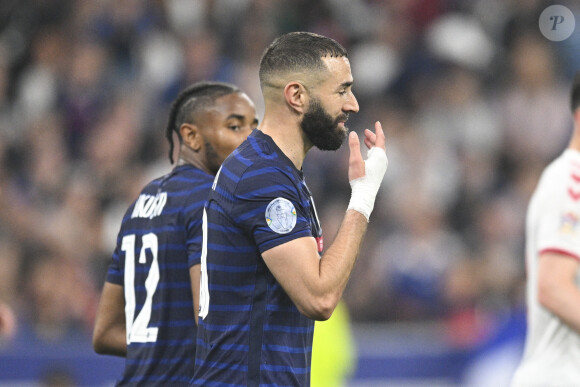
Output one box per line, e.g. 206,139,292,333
227,114,260,126
226,114,246,121
338,81,353,90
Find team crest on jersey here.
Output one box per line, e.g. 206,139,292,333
265,198,297,234
560,211,579,234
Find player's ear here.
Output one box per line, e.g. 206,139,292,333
180,123,202,152
284,81,307,114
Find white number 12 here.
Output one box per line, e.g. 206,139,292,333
121,233,159,344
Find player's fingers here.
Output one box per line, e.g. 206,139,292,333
348,131,365,181
364,129,374,149
349,131,361,160
372,121,386,150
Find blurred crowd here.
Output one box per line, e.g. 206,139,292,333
0,0,579,350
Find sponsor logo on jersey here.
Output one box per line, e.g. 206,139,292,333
560,211,579,234
265,197,297,234
131,192,168,219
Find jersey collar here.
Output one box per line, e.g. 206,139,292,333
251,129,305,178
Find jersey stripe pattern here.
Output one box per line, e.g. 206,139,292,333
106,165,212,386
193,129,321,386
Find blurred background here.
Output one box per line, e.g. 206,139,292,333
0,0,579,385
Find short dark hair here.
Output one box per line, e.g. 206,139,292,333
572,70,580,113
259,32,347,87
165,81,240,164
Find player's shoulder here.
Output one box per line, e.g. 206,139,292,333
534,150,580,203
134,165,212,203
133,174,166,197
228,131,276,167
541,151,580,184
224,133,296,183
169,164,213,184
141,166,213,195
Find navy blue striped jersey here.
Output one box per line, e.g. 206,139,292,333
106,164,213,386
194,129,323,387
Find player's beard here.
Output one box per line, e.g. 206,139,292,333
204,138,221,175
300,97,348,151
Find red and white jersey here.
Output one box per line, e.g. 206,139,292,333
512,149,580,386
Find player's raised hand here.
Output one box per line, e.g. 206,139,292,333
348,121,387,181
348,130,364,182
347,121,388,221
363,121,386,151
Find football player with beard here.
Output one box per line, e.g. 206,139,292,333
193,32,388,386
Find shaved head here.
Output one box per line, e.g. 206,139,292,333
259,32,347,93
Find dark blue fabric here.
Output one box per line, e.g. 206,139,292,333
107,164,212,386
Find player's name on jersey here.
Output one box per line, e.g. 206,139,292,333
131,192,168,219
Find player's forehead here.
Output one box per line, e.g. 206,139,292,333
205,92,257,119
318,56,353,89
216,92,254,110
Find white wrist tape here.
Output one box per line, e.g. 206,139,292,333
347,147,388,221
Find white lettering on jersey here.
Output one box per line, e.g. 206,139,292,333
131,192,168,219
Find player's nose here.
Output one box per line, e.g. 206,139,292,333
344,92,359,113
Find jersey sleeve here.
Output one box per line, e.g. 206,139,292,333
231,164,312,254
535,175,580,260
106,242,124,285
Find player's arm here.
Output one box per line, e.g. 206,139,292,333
538,251,580,333
190,264,200,326
0,301,16,340
263,212,366,321
93,282,127,357
262,122,387,321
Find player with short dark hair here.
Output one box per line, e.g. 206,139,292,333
511,70,580,386
92,81,258,386
193,32,388,386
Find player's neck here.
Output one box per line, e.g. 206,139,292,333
177,146,212,175
569,131,580,153
259,116,311,170
568,113,580,152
